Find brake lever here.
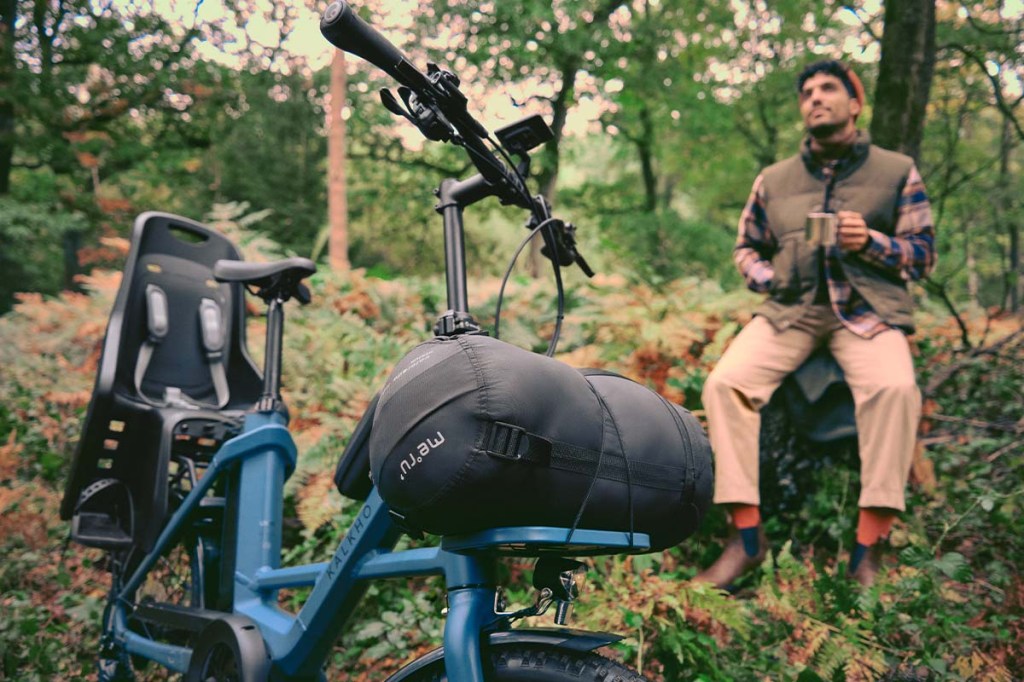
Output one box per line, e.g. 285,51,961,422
574,251,595,278
560,222,595,277
380,88,414,122
539,219,595,278
398,87,452,142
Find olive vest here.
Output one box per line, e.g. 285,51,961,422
755,133,917,333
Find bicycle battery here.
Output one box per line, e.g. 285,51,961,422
368,334,713,551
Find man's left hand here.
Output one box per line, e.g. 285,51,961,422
836,210,870,252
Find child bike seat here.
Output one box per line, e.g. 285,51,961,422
61,212,264,551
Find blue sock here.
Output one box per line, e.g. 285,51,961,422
850,542,869,572
739,526,760,557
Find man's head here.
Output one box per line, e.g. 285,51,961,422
796,60,864,140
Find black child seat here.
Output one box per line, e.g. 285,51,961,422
61,212,264,551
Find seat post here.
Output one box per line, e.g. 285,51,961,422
211,255,316,413
258,297,285,411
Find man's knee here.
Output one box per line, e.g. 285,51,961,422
856,374,921,411
702,364,740,403
870,376,920,403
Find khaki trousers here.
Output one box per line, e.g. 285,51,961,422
701,305,920,511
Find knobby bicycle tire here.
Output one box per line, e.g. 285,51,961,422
397,643,649,682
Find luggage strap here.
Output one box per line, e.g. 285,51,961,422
483,421,685,492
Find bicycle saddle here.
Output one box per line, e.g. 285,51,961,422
214,257,317,303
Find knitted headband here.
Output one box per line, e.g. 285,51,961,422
842,65,865,108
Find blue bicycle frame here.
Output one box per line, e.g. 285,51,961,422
106,406,648,681
100,8,655,673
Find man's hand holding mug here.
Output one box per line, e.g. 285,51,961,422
836,210,870,252
806,210,869,251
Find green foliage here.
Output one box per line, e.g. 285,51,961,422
595,209,741,289
1,226,1021,679
1,1,1023,679
9,0,208,189
205,69,328,254
0,198,89,313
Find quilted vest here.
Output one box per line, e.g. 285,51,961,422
755,135,917,333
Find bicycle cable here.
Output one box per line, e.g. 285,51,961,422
483,134,571,356
487,134,534,208
455,134,534,208
450,125,570,356
494,217,566,357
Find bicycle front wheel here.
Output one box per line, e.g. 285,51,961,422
400,644,648,682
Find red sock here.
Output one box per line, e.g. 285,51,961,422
731,504,761,529
856,508,895,546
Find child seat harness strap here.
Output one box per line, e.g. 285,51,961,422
134,284,229,409
199,297,230,408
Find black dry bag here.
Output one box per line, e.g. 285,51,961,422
368,334,713,551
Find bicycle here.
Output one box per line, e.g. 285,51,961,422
62,3,712,680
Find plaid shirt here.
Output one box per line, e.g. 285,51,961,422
734,155,937,339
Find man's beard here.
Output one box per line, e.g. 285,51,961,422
808,121,844,138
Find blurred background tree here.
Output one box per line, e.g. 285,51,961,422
0,0,1020,313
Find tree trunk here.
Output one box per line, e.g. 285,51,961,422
0,0,17,195
967,240,979,306
999,116,1020,313
327,50,350,273
636,103,657,212
529,56,579,276
869,0,937,163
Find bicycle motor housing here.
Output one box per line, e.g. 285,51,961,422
61,212,263,551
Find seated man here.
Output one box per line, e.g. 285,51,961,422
696,60,936,588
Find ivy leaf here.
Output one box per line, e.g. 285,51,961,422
352,620,387,641
899,545,933,567
933,552,972,582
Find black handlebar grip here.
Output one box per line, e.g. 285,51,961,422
320,2,407,84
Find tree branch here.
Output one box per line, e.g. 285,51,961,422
943,43,1024,141
986,438,1023,463
348,138,472,176
839,4,884,44
962,7,1024,37
935,154,1002,201
921,277,972,350
925,412,1023,434
924,327,1024,395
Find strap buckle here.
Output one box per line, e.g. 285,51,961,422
484,422,550,463
485,422,527,460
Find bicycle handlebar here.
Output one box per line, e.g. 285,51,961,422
320,1,532,206
320,2,410,87
319,1,593,278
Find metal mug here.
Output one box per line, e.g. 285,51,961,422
805,212,838,247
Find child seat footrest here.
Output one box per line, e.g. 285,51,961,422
70,478,135,550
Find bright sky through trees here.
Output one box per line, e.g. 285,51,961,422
133,0,1024,134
